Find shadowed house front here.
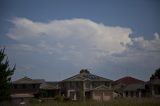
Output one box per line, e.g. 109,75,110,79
149,79,160,97
123,83,146,97
11,77,60,103
40,81,60,98
11,77,42,103
60,69,114,101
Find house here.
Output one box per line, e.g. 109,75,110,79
91,85,114,101
123,83,146,97
11,77,42,101
11,76,60,103
114,76,146,97
40,81,60,98
114,76,145,86
148,79,160,97
60,69,113,101
13,71,160,103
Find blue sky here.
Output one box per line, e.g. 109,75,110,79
0,0,160,81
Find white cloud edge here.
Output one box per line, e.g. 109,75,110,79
6,17,160,67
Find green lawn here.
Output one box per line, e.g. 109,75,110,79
2,98,160,106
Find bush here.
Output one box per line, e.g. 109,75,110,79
54,95,72,102
29,98,39,104
64,97,72,101
54,95,65,102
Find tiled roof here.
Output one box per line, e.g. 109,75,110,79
13,77,42,84
62,71,112,82
114,76,144,85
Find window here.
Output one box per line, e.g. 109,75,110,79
32,84,36,88
85,82,90,88
22,84,26,89
70,82,74,89
105,82,109,86
14,85,17,89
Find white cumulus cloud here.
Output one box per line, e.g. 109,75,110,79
7,17,160,69
7,18,133,65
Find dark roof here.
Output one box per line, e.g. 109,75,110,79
13,77,42,84
40,81,59,90
124,83,145,91
114,76,144,85
62,71,112,82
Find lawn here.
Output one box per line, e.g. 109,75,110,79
1,98,160,106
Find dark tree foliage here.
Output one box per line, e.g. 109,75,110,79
150,68,160,80
80,69,90,74
0,48,15,102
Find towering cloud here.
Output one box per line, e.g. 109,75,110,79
6,18,160,80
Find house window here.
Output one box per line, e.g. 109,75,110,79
70,82,74,89
105,82,109,86
22,84,26,89
14,85,17,89
32,84,36,88
85,82,90,88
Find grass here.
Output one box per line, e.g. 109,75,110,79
1,98,160,106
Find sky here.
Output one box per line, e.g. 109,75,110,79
0,0,160,81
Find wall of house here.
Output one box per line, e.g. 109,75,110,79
92,81,111,88
61,81,112,90
92,90,113,101
60,81,112,100
151,85,160,97
40,89,60,98
12,84,40,94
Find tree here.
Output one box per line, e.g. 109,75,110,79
150,68,160,80
80,69,90,74
0,48,15,102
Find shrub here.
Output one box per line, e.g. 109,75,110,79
54,95,65,102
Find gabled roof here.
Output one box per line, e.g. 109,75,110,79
13,77,42,84
40,81,59,90
93,85,112,90
114,76,144,85
62,71,112,82
124,83,145,91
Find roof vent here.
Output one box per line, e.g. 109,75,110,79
80,69,90,74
